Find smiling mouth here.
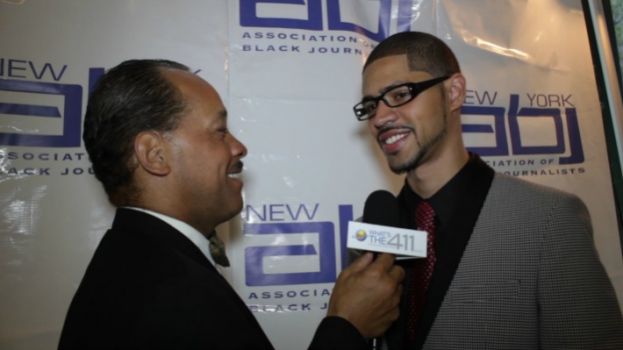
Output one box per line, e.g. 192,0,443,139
227,161,244,178
377,127,412,150
383,133,408,145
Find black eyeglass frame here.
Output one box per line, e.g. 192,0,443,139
353,75,450,121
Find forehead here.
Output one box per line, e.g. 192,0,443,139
362,54,431,95
162,69,226,122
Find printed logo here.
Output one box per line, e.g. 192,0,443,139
462,90,586,176
0,59,105,177
236,0,418,56
239,0,414,41
0,79,82,147
347,221,427,257
243,203,353,313
355,229,367,241
243,203,353,287
245,221,336,286
0,59,104,148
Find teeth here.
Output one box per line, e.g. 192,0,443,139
384,134,406,145
228,173,241,178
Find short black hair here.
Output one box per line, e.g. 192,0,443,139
83,59,189,206
364,31,460,76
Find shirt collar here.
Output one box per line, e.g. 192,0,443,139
401,152,493,228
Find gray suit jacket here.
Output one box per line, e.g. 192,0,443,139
420,173,623,349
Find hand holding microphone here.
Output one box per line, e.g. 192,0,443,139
327,251,404,338
326,191,410,340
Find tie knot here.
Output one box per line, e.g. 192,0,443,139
207,230,230,267
416,201,435,231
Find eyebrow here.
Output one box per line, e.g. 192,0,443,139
363,81,408,100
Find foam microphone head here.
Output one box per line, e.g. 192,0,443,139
363,190,402,227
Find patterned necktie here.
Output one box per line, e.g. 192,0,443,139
208,230,230,267
407,201,436,341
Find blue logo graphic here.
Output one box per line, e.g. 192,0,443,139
0,67,104,148
462,94,584,164
245,222,336,286
244,204,353,286
239,0,416,42
0,79,83,147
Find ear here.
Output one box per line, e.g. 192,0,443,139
446,73,466,112
134,131,171,176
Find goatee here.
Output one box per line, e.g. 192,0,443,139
389,125,447,174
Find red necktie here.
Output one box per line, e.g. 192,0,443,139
407,201,436,341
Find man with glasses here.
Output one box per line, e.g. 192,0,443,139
354,31,623,349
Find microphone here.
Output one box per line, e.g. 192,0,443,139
361,190,401,350
363,190,402,227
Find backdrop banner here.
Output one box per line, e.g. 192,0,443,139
1,1,621,349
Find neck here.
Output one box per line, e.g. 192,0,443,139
406,146,469,199
133,187,217,238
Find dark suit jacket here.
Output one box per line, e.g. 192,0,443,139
59,208,367,350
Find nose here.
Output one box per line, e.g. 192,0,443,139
229,134,248,158
370,100,398,129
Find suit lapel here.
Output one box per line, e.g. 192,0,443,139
416,162,493,349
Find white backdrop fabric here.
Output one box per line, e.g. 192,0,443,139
1,1,622,349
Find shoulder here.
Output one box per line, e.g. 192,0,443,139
83,211,211,290
489,173,586,209
482,173,592,237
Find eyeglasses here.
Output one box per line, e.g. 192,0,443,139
353,76,449,121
